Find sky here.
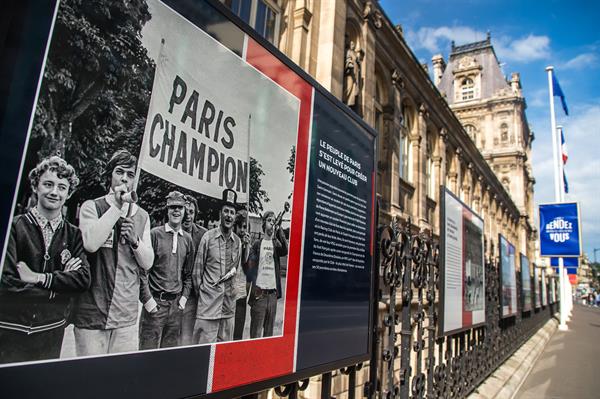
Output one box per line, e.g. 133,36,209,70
380,0,600,262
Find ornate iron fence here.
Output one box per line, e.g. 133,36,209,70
266,219,556,399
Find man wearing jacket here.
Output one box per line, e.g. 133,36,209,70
247,211,288,338
0,156,91,363
180,194,207,345
72,149,154,355
193,189,241,344
233,209,251,340
139,191,194,349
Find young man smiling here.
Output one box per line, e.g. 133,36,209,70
192,189,241,344
72,150,154,355
139,191,194,349
0,156,90,363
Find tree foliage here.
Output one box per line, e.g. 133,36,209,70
18,0,270,225
287,145,296,182
249,158,269,214
19,0,154,215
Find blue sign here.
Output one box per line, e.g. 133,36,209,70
550,257,579,267
552,266,578,275
551,257,578,275
539,202,581,257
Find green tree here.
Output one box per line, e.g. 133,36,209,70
249,157,269,214
20,0,154,214
286,145,296,182
33,0,152,156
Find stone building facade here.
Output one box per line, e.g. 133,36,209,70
434,35,536,260
232,0,531,260
221,0,537,397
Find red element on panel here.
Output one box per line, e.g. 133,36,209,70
210,36,313,393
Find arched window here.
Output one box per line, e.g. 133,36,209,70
399,103,412,181
502,177,510,193
465,124,477,143
426,136,435,197
375,78,385,133
461,78,475,100
500,123,509,142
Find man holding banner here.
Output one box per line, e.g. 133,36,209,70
192,189,242,344
72,150,154,355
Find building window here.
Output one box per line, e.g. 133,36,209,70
224,0,280,44
426,138,434,198
374,77,385,168
502,177,510,193
465,124,477,142
399,133,408,181
461,78,475,100
399,104,412,181
500,123,509,142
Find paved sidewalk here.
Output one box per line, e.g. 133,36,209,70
515,305,600,399
469,317,557,399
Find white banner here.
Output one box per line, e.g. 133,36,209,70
138,17,299,202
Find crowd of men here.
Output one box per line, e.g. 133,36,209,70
0,151,288,363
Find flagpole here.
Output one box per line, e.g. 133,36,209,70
557,126,571,320
546,65,568,331
557,125,565,202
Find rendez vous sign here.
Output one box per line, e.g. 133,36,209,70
538,202,581,257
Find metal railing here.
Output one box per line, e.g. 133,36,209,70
266,219,556,399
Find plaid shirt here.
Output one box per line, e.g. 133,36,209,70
30,207,63,252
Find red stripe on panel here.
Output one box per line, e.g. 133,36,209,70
211,36,313,393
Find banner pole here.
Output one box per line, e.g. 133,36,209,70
546,65,568,331
246,114,251,228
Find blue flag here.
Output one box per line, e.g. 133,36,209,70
563,170,569,193
552,73,569,116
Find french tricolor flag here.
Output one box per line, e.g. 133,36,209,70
561,128,568,164
561,128,569,193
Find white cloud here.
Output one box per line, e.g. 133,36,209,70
405,26,550,63
494,34,550,62
527,88,550,108
406,26,486,54
560,53,598,70
532,104,600,257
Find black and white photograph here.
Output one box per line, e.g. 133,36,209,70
0,0,300,366
440,187,485,336
463,217,484,312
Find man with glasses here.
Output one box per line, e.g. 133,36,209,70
139,191,194,349
247,211,287,338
